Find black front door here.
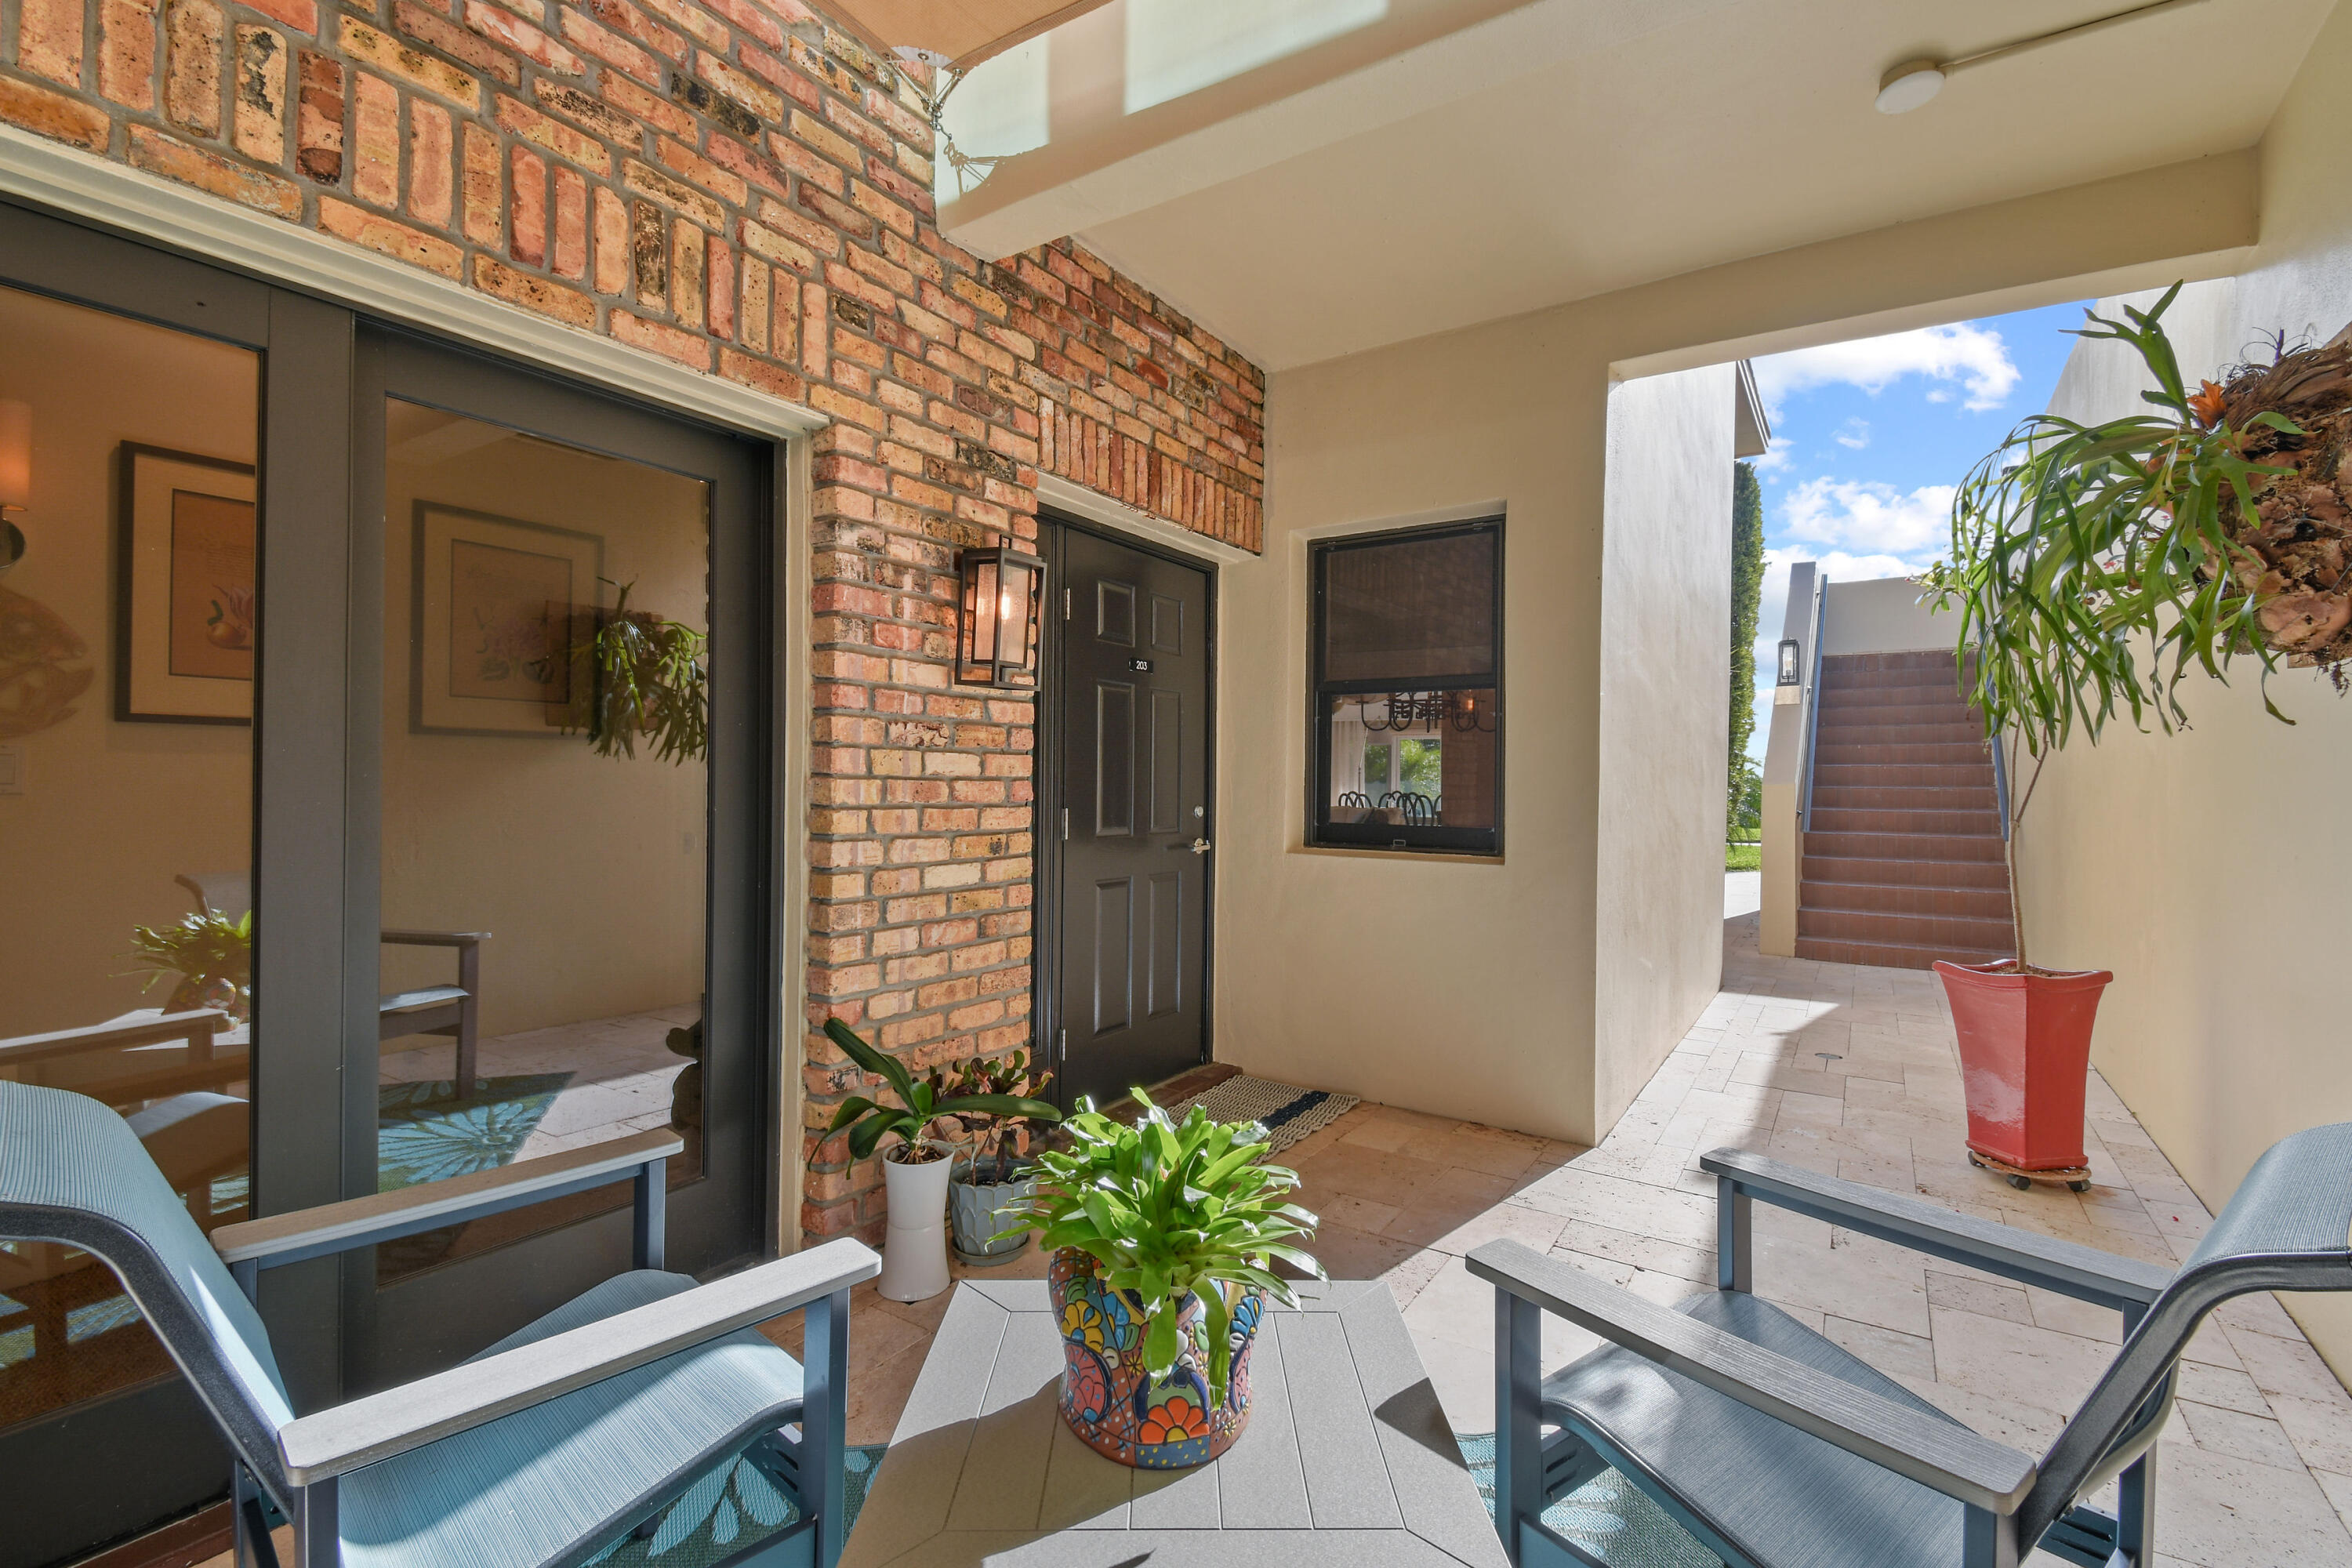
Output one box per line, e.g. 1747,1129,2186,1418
1051,523,1213,1109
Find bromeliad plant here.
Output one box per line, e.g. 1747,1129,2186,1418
815,1018,1061,1166
1012,1089,1323,1410
125,908,252,1024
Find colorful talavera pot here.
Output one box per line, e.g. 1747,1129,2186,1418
1049,1247,1262,1468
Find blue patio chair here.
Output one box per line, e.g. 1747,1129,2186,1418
0,1079,880,1568
1470,1124,2352,1568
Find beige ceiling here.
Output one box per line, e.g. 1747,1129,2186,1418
825,0,1112,68
936,0,2335,369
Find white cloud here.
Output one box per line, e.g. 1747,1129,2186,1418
1778,477,1955,557
1751,436,1792,472
1752,321,2021,416
1833,417,1871,450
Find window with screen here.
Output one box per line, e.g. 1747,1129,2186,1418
1310,519,1502,853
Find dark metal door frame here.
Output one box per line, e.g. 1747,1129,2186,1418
0,195,793,1564
0,196,354,1566
346,326,777,1390
1033,510,1218,1112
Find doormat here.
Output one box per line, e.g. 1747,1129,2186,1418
1455,1432,1722,1567
1157,1075,1359,1155
376,1072,573,1192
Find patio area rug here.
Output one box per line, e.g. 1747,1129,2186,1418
376,1072,572,1192
1157,1074,1359,1156
587,1442,887,1566
1456,1433,1722,1566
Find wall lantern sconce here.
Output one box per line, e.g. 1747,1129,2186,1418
0,399,28,573
956,544,1046,687
1776,637,1801,686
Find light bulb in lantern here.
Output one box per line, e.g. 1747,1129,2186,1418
0,400,29,512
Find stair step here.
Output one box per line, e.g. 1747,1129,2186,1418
1814,763,1994,789
1809,807,2002,836
1812,783,1998,811
1822,650,1963,676
1815,743,1991,768
1795,935,2016,971
1801,880,2013,919
1820,702,1983,730
1814,722,1986,747
1798,906,2015,950
1803,830,2007,864
1819,682,1977,710
1803,854,2011,888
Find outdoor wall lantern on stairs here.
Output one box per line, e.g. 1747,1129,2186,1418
956,543,1046,687
1777,637,1801,686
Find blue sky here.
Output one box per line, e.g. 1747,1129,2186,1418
1741,301,2090,762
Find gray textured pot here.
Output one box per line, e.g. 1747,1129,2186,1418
949,1161,1037,1265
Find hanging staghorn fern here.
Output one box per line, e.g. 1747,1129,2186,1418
564,578,709,764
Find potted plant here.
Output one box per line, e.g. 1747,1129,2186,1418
1013,1088,1323,1469
1922,283,2325,1188
125,908,252,1024
564,578,708,764
815,1018,1060,1302
934,1048,1059,1265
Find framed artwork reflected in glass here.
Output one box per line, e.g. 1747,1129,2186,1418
115,443,256,724
411,502,602,737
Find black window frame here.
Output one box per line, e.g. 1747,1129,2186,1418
1308,517,1504,855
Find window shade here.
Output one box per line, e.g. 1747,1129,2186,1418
1320,528,1496,682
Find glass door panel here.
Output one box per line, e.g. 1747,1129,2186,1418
373,401,710,1277
0,281,259,1434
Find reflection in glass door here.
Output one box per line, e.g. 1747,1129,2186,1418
373,401,710,1273
0,280,259,1550
350,330,771,1392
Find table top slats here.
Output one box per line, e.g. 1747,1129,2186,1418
1215,1310,1312,1530
944,1306,1068,1531
1340,1287,1509,1559
843,1279,1507,1568
848,1287,1011,1566
1278,1308,1409,1530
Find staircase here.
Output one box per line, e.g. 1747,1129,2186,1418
1795,650,2016,970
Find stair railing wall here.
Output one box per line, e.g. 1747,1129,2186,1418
1797,575,1828,833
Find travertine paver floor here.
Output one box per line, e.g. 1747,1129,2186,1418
205,908,2352,1568
771,907,2352,1568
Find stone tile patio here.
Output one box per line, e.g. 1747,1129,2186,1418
775,906,2352,1567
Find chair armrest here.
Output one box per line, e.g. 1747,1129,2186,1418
277,1238,881,1485
213,1129,681,1270
0,1010,230,1065
1467,1239,2038,1514
380,928,490,947
1701,1148,2171,1310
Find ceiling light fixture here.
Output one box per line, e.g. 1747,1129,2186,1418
1875,0,2212,114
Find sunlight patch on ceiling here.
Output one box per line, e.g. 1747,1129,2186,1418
1124,0,1389,115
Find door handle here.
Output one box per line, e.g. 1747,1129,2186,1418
1176,837,1210,855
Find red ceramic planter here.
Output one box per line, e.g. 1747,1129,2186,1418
1933,959,2113,1171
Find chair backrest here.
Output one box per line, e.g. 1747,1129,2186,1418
0,1081,295,1506
2023,1121,2352,1546
177,870,252,923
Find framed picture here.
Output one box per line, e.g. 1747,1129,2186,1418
117,443,257,724
412,503,603,736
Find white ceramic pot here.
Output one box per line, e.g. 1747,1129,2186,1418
876,1142,956,1303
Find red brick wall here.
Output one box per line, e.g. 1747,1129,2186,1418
0,0,1265,1240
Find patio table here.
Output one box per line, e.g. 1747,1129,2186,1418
839,1276,1508,1567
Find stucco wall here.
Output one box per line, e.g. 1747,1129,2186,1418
1595,365,1734,1131
2017,2,2352,1384
1819,575,1943,656
1218,143,2256,1146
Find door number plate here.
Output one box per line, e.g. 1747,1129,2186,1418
1129,658,1152,671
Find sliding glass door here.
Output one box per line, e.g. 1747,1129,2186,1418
0,202,782,1564
344,328,776,1388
